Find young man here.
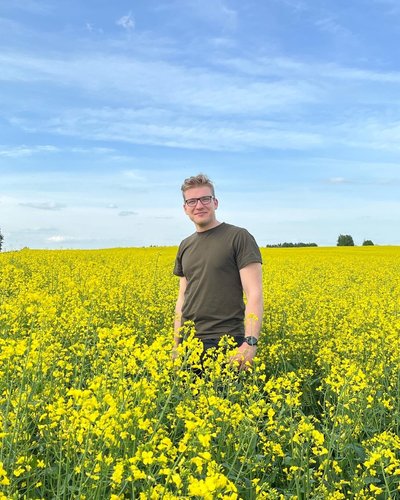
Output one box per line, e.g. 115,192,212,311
173,174,263,370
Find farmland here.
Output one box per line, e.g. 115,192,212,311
0,246,399,499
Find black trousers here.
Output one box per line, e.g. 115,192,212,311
200,335,245,351
181,335,245,375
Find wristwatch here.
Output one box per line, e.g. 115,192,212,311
244,336,258,346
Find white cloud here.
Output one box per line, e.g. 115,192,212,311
19,202,66,210
209,37,236,48
321,65,400,83
118,211,138,217
4,49,400,157
327,177,348,184
219,3,238,31
84,22,103,35
0,145,59,158
47,235,98,243
0,52,318,116
13,107,322,151
0,145,116,159
69,147,115,154
315,17,353,38
333,119,400,151
122,170,147,182
116,13,135,31
47,235,70,242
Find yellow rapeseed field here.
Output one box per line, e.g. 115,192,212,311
0,246,399,499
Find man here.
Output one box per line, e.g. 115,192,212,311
173,174,263,370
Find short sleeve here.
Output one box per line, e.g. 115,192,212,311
173,247,184,276
234,229,262,270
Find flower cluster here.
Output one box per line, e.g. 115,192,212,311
0,246,399,498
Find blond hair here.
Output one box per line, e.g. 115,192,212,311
181,174,215,198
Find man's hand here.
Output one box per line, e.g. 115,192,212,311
229,343,257,371
171,346,179,361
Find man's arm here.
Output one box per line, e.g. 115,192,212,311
173,277,187,353
231,262,263,369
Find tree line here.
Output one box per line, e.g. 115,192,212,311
266,242,318,248
336,234,374,246
266,235,375,247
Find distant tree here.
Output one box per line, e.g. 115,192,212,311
0,228,3,252
362,239,374,246
337,234,355,246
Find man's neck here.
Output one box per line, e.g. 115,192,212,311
195,220,222,233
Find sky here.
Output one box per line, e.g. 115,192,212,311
1,0,400,250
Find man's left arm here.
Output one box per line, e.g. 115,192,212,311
231,262,263,370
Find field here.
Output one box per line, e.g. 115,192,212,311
0,246,399,499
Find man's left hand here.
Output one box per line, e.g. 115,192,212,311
229,344,257,371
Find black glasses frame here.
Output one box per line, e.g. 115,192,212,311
184,196,215,207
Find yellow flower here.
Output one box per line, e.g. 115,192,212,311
111,462,124,485
369,484,383,495
198,432,212,447
141,451,154,465
13,466,25,477
171,473,182,489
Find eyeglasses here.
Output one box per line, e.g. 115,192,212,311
184,196,214,207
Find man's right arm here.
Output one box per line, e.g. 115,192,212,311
173,276,187,350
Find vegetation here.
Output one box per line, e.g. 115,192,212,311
0,246,399,498
337,234,355,246
266,242,318,248
362,239,374,246
0,228,3,252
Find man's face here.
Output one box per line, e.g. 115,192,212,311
183,186,218,230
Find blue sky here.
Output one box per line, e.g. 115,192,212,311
1,0,399,249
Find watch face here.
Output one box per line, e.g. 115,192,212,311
245,336,258,346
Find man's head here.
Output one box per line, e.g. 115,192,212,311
181,173,215,198
181,173,219,231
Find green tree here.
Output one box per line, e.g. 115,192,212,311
0,228,3,252
362,239,374,246
337,234,355,246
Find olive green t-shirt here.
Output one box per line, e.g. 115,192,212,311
173,223,262,339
